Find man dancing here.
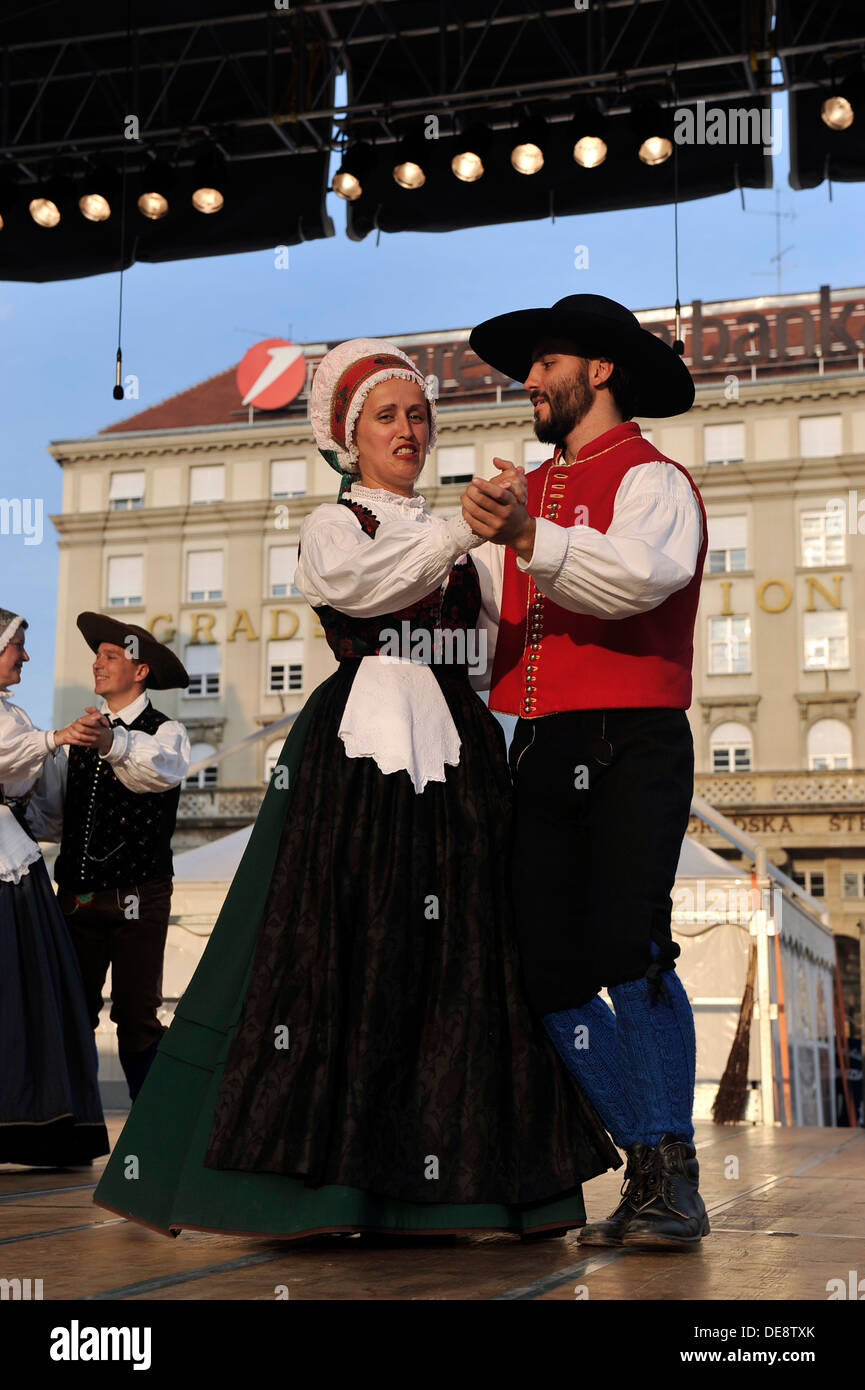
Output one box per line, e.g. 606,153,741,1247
41,615,190,1102
462,294,710,1249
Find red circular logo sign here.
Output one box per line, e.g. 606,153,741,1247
236,338,306,409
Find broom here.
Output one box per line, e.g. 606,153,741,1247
712,938,758,1124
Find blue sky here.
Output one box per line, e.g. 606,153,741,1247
2,138,865,727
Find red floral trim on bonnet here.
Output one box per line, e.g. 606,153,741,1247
330,353,425,449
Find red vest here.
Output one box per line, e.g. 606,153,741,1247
489,422,708,718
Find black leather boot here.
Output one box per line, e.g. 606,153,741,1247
621,1133,710,1250
577,1142,656,1247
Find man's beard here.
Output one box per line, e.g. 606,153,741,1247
532,360,594,445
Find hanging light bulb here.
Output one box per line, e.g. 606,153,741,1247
634,100,673,166
333,142,375,201
510,115,546,174
451,123,492,182
571,100,607,169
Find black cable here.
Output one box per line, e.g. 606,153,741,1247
114,0,132,400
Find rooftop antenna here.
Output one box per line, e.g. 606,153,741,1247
748,188,796,295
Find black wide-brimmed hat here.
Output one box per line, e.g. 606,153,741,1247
77,612,189,690
469,293,694,418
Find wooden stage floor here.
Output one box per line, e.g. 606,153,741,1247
2,1118,863,1302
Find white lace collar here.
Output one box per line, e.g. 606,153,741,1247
347,483,428,517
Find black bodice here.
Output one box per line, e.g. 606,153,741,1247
310,498,482,664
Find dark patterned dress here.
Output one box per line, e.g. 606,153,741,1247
202,498,618,1209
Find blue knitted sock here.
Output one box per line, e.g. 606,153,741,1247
609,949,696,1146
543,995,645,1149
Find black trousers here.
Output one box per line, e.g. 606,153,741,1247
508,707,694,1015
58,877,171,1054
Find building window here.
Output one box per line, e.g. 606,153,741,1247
109,471,145,510
263,736,285,782
267,638,303,693
268,544,299,597
187,550,223,602
707,514,747,573
842,872,864,899
189,464,225,504
183,743,218,788
271,460,306,498
803,611,849,671
184,644,221,698
792,869,825,898
436,446,475,485
106,554,143,607
708,616,751,674
807,718,853,770
704,422,744,466
523,440,549,473
710,721,752,772
800,509,845,567
799,414,842,459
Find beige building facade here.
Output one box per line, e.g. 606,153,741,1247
48,288,865,1034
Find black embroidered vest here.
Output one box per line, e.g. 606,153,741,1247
309,498,482,664
54,703,181,892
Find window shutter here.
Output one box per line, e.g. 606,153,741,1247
109,471,145,501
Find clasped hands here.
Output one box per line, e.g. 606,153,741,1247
54,706,114,755
461,457,537,559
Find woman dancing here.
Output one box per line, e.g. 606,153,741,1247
93,339,618,1238
0,609,109,1167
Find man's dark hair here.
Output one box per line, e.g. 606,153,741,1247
589,359,635,421
568,343,636,421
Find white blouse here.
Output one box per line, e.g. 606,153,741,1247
0,690,56,882
295,484,495,794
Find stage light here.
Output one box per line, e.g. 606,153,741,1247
451,123,492,182
191,148,226,214
393,127,427,189
333,143,375,201
29,196,59,226
634,101,673,166
28,170,70,227
136,159,174,220
821,76,863,130
79,191,111,221
511,115,546,175
571,101,607,169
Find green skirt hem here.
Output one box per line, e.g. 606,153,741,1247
93,1048,587,1238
